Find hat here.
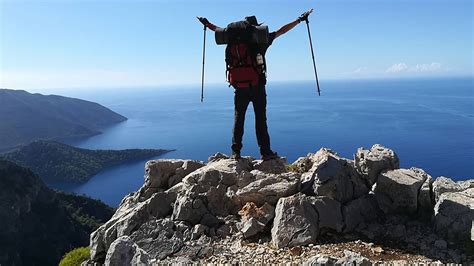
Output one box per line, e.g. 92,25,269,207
244,16,263,26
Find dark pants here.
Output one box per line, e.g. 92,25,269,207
231,84,272,155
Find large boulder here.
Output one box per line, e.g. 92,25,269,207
300,148,364,203
342,194,380,232
310,196,344,233
143,159,205,198
434,188,474,241
252,157,287,174
104,236,150,266
234,171,300,206
374,168,427,214
172,159,251,226
271,193,319,248
432,176,474,202
355,144,399,186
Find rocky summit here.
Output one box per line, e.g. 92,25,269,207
84,145,474,265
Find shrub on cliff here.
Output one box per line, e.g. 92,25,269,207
59,247,90,266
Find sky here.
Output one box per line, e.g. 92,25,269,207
0,0,472,89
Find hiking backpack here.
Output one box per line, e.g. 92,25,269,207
224,21,266,89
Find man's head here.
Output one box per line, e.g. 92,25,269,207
244,16,262,26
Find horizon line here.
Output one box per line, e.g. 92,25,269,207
2,75,473,92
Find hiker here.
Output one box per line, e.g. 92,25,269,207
198,11,312,161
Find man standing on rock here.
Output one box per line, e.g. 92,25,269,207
198,10,313,160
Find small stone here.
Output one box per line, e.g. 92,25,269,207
191,224,208,240
289,246,302,256
241,217,266,238
372,246,384,253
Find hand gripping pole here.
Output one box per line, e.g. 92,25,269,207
304,18,321,96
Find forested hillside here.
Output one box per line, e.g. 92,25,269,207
2,140,172,183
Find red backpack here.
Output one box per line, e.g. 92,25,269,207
225,43,262,89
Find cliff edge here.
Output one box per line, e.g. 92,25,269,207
85,145,473,265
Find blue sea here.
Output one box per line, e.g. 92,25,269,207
50,78,474,206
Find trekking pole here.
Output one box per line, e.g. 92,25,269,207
304,15,321,96
200,24,207,102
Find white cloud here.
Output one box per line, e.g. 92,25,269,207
386,63,409,73
352,67,369,74
412,63,442,72
386,62,444,74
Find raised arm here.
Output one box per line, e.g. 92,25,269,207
197,17,222,32
275,9,313,39
275,19,300,38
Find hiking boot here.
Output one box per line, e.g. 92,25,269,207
261,151,279,161
231,152,241,160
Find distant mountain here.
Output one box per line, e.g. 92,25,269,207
2,140,173,183
0,89,127,150
0,160,114,266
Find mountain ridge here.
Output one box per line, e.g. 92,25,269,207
0,88,127,150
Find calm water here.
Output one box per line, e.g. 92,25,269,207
51,78,473,206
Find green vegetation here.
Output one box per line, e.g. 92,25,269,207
285,164,303,173
0,88,127,150
59,247,91,266
2,140,172,183
56,190,115,232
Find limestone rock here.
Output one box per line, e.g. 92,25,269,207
234,172,299,206
238,202,275,225
208,152,229,162
90,189,176,262
374,168,427,214
291,155,314,173
304,254,337,265
252,157,287,174
87,148,474,264
238,202,275,238
300,148,336,193
342,194,379,232
310,196,344,232
130,219,184,260
241,217,266,238
143,159,204,198
434,190,474,241
271,193,319,248
301,149,359,203
104,236,150,266
432,176,474,202
172,159,252,226
336,250,371,266
191,224,208,240
355,144,399,186
416,169,434,212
